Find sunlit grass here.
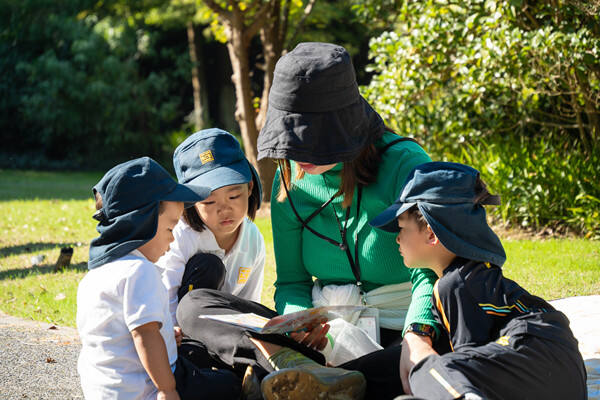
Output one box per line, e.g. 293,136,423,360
1,170,598,327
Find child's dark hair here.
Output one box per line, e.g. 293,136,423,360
94,191,103,210
183,178,260,232
406,205,428,230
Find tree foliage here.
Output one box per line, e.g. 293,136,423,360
364,0,600,236
1,0,191,168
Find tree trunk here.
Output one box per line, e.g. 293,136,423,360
226,23,260,167
253,3,285,202
187,21,207,130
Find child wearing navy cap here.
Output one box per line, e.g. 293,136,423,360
157,128,265,327
76,157,241,400
370,162,587,400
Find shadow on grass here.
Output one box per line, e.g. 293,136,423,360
0,262,88,281
0,242,82,258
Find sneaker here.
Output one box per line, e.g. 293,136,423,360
261,346,366,400
261,366,366,400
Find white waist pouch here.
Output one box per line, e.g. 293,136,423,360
312,281,412,365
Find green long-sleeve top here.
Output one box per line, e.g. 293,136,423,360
271,131,440,334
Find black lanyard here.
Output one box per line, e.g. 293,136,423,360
279,137,419,288
279,165,364,285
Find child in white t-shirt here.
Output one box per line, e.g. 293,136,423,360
157,129,265,326
76,157,241,400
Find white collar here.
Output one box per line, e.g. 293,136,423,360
130,249,147,260
195,218,250,255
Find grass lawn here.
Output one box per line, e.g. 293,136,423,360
1,170,599,327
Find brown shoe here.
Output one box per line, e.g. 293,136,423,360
261,366,366,400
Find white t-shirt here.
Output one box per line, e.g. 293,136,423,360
157,217,265,325
77,250,177,400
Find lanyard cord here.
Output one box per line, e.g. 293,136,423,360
322,174,363,285
278,164,364,285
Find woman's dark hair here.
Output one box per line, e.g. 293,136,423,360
277,142,383,209
183,179,260,232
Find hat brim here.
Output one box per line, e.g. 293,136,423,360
186,158,253,193
162,183,211,209
257,96,384,163
369,202,416,232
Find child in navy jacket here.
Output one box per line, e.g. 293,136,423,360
370,162,587,400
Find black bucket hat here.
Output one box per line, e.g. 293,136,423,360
370,162,507,266
257,42,385,164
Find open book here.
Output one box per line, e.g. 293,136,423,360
199,305,366,335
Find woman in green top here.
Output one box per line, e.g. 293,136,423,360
257,42,442,396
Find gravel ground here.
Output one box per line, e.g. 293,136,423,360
0,312,83,399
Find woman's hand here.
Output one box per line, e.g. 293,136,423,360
399,332,438,394
174,326,182,347
289,323,330,351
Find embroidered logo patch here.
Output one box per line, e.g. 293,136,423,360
496,335,510,346
199,150,214,164
237,267,251,284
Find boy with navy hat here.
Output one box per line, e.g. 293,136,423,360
370,162,587,400
77,157,241,400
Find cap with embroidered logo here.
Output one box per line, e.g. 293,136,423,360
173,128,262,205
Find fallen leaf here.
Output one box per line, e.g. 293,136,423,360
46,357,56,363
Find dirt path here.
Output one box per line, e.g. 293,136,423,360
0,312,83,399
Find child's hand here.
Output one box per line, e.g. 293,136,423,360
400,332,437,394
157,388,180,400
174,326,182,347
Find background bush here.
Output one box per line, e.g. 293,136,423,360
1,0,194,169
363,0,600,237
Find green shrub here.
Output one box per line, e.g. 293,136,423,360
453,136,600,238
363,0,600,237
0,1,191,168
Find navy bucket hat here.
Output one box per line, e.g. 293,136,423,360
370,162,507,266
88,157,210,270
257,42,385,164
173,128,262,207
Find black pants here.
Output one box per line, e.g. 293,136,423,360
173,254,243,399
174,355,241,399
177,288,405,400
409,312,588,400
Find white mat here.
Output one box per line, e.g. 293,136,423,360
550,295,600,399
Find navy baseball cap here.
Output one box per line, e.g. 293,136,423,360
370,162,506,266
88,157,210,269
173,128,262,206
